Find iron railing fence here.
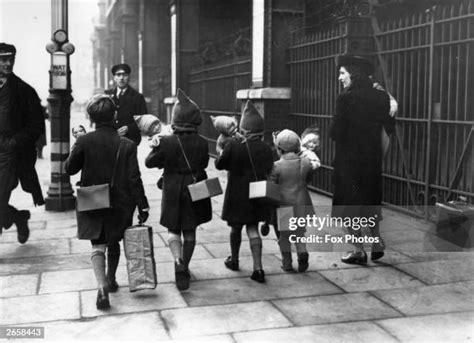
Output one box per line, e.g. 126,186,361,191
289,1,474,218
188,57,251,156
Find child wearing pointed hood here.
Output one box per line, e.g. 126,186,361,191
214,100,274,283
145,89,212,291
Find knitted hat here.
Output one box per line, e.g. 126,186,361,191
0,43,16,57
336,54,374,76
171,89,202,126
111,63,131,75
239,100,264,134
134,114,161,136
275,129,301,153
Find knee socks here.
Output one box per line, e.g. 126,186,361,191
182,230,196,267
91,244,107,288
229,226,242,262
106,242,120,281
168,233,183,261
249,237,263,271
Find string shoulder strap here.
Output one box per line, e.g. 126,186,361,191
110,137,121,187
245,140,258,182
176,135,197,184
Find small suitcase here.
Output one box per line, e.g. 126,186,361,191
123,225,158,292
435,201,474,248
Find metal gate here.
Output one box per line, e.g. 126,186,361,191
289,1,474,218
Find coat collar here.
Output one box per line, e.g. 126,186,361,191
281,152,300,160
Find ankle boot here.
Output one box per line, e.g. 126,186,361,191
175,258,190,291
341,251,367,265
96,286,110,310
297,252,309,272
371,238,386,261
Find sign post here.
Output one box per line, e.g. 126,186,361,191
45,25,76,211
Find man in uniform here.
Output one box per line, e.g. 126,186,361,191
0,43,45,243
105,63,147,145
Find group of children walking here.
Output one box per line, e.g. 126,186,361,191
144,89,321,289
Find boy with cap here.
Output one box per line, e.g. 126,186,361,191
105,63,147,145
270,129,314,272
0,42,45,243
215,100,273,283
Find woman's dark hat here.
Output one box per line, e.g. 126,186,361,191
111,63,131,75
336,54,374,76
0,43,16,57
171,89,202,126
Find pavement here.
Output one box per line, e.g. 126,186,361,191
1,112,473,342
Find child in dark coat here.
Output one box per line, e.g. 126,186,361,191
215,101,273,283
270,129,314,272
145,89,212,291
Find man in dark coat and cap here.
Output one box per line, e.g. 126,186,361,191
105,63,147,145
0,43,45,244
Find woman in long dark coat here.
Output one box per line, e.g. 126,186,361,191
65,95,149,309
145,89,212,291
215,100,274,283
331,55,395,264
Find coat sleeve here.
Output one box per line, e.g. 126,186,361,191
65,138,85,176
13,85,45,149
330,94,347,143
269,162,279,183
126,143,149,210
214,140,232,170
145,145,165,169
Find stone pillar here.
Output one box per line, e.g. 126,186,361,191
238,0,303,144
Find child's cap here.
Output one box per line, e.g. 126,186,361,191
171,89,202,127
275,129,301,153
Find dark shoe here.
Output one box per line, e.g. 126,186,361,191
175,259,190,291
281,252,293,271
297,252,309,272
371,238,386,261
224,256,239,271
107,279,119,293
16,210,30,244
341,251,367,265
250,269,265,283
96,287,110,310
260,222,270,236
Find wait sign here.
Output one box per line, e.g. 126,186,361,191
51,52,68,90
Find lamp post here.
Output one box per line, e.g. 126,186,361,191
45,0,76,211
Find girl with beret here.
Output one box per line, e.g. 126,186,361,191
331,55,395,264
145,89,212,291
215,100,274,283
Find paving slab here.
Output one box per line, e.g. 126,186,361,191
233,321,398,343
371,281,474,316
393,258,474,284
45,218,78,230
1,292,80,325
0,239,70,259
154,245,213,263
0,254,92,276
272,292,401,325
182,272,341,306
0,221,46,242
161,301,292,338
0,274,39,297
80,283,187,318
376,311,474,343
319,265,424,292
399,251,474,262
188,254,284,281
203,240,281,259
35,312,170,341
1,227,77,244
161,334,234,343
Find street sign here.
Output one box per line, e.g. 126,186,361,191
51,52,67,90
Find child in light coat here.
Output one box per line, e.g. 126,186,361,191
270,129,314,272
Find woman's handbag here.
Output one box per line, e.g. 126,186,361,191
76,139,121,212
176,135,223,202
245,140,280,204
123,224,158,292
